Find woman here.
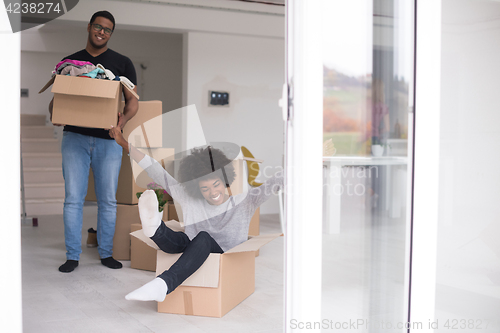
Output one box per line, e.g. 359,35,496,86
109,126,283,302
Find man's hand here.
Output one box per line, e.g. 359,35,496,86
117,113,126,130
49,97,64,126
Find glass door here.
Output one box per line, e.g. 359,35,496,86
285,0,415,332
321,1,415,331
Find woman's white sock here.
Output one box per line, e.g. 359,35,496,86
125,277,168,302
138,190,163,237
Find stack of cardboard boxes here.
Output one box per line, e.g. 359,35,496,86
84,101,177,261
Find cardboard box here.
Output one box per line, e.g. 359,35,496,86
86,147,175,204
131,223,156,271
39,75,139,129
167,201,179,222
131,220,281,317
121,100,163,148
113,204,140,260
113,203,169,260
130,206,258,270
85,99,167,203
249,207,260,257
130,208,168,270
249,207,260,237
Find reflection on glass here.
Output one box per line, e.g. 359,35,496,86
322,0,414,332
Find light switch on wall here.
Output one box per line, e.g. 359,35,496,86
209,91,229,106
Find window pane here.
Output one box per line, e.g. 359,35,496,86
321,0,414,331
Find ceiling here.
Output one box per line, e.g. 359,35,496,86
129,0,285,15
226,0,284,5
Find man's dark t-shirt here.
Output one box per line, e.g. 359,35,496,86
61,48,137,139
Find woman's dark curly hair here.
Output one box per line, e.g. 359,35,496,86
178,146,236,199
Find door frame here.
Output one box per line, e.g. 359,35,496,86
284,0,324,332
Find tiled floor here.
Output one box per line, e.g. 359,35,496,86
21,205,284,333
22,174,500,333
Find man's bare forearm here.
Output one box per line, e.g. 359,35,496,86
49,98,54,120
122,97,138,126
119,86,139,129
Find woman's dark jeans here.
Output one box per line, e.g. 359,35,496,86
150,222,223,294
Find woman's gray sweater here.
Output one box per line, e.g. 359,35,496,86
138,155,283,252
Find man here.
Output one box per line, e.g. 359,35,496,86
49,11,139,273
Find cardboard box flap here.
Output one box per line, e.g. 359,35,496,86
164,220,184,232
50,75,119,99
121,81,140,100
130,220,183,250
38,76,56,94
157,252,221,288
225,233,282,254
130,229,159,250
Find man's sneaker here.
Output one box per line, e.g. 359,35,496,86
86,228,98,248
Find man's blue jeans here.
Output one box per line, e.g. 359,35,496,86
61,131,122,260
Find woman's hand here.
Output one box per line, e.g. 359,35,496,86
109,125,127,149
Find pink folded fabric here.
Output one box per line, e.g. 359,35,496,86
54,59,94,71
59,64,97,77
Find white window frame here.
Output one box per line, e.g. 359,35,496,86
408,0,441,331
284,1,324,332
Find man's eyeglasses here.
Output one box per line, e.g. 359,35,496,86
91,24,113,35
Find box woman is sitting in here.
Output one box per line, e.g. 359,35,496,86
109,126,283,302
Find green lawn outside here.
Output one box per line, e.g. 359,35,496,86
323,132,367,156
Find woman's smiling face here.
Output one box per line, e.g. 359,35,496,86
198,177,227,205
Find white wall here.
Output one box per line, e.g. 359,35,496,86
436,0,500,324
185,32,285,214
